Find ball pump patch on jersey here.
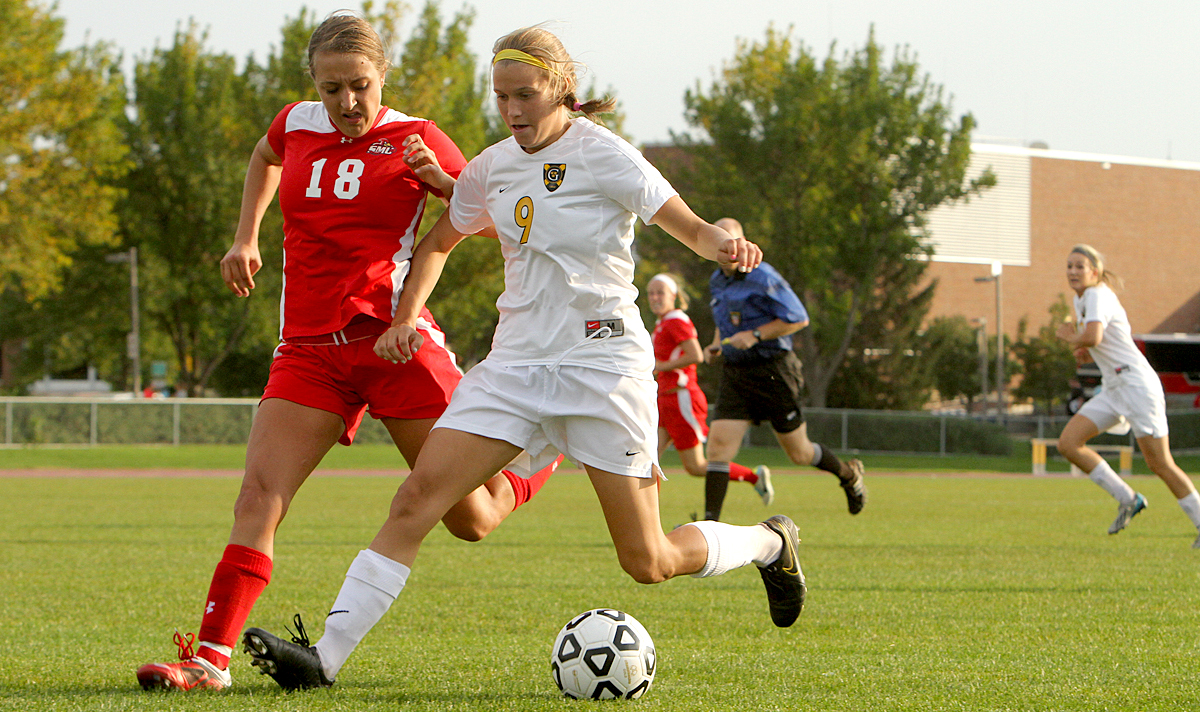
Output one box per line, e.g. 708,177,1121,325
544,163,566,192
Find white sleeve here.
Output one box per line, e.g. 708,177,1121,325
588,137,678,224
1080,287,1114,326
447,152,492,235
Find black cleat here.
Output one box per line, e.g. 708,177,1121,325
839,459,867,515
242,614,333,691
756,515,806,627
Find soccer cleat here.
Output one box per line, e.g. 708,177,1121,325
242,614,333,691
839,459,867,515
753,465,775,506
756,515,806,628
1108,493,1147,535
137,631,231,691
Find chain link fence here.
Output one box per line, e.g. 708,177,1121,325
2,397,1198,455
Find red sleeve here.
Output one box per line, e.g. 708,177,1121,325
266,102,301,159
419,121,467,198
663,317,698,346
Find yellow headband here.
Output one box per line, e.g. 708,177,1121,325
492,48,558,74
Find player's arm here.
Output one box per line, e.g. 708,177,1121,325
221,135,281,297
655,338,704,373
402,133,456,203
374,211,471,364
1056,320,1104,349
650,196,761,272
704,328,723,362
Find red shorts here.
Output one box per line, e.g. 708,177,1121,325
657,384,708,451
261,311,462,445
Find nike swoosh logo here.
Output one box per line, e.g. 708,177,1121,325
498,186,508,193
626,450,640,456
327,610,350,616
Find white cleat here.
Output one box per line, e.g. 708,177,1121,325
753,465,774,506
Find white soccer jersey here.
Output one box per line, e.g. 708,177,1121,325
1074,284,1157,387
448,118,678,376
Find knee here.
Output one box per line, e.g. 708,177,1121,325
233,475,289,525
1055,435,1080,457
442,515,491,543
616,550,671,585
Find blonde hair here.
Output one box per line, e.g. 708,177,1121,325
491,27,616,123
1070,244,1123,290
649,273,689,310
307,11,390,78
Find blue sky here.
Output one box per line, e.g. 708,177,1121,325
55,0,1200,162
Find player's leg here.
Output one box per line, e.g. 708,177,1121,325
703,418,751,520
137,398,343,691
586,465,805,627
245,428,522,689
774,423,866,515
1138,434,1200,544
1059,407,1144,533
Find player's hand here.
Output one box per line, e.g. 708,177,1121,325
1055,323,1076,341
220,241,262,297
402,134,453,195
716,236,762,273
374,324,424,364
1073,346,1093,365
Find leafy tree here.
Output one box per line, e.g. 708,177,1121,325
642,27,993,407
0,0,129,300
1012,296,1076,413
920,315,987,408
118,23,266,395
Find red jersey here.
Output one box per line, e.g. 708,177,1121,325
267,101,467,339
651,309,700,395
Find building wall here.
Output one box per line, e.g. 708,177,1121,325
924,149,1200,338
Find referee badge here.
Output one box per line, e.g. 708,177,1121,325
543,163,566,192
730,311,741,326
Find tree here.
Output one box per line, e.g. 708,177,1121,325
920,315,986,408
643,27,993,407
118,24,266,395
0,0,129,300
1012,296,1076,414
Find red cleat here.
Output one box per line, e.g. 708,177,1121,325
137,632,231,691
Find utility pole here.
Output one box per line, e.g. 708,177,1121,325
106,247,140,396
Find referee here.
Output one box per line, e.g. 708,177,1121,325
702,218,866,521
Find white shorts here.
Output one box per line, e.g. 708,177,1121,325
433,360,660,478
1077,381,1168,440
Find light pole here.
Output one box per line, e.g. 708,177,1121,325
971,317,988,412
106,246,140,396
974,262,1004,415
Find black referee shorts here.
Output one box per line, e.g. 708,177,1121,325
712,351,806,433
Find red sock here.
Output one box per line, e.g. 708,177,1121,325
505,454,565,510
195,544,272,669
729,462,758,484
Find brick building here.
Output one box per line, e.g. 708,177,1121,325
922,144,1200,339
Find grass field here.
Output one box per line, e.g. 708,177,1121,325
2,451,1199,711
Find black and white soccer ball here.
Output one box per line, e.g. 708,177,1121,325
550,608,656,700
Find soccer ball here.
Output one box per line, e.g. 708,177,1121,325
550,608,656,700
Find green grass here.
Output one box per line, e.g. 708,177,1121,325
1,469,1198,711
3,442,1198,476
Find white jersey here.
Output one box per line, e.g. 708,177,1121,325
1074,284,1157,388
448,118,678,376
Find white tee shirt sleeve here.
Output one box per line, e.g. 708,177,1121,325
447,151,494,235
586,137,678,224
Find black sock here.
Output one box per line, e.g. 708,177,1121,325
704,462,731,521
814,444,845,479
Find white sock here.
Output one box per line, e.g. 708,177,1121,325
685,521,782,577
1177,491,1200,529
809,443,823,468
313,549,410,681
1087,460,1136,505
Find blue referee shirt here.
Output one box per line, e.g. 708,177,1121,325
710,262,808,364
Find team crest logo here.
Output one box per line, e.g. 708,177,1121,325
543,163,566,192
730,311,741,326
367,138,396,155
